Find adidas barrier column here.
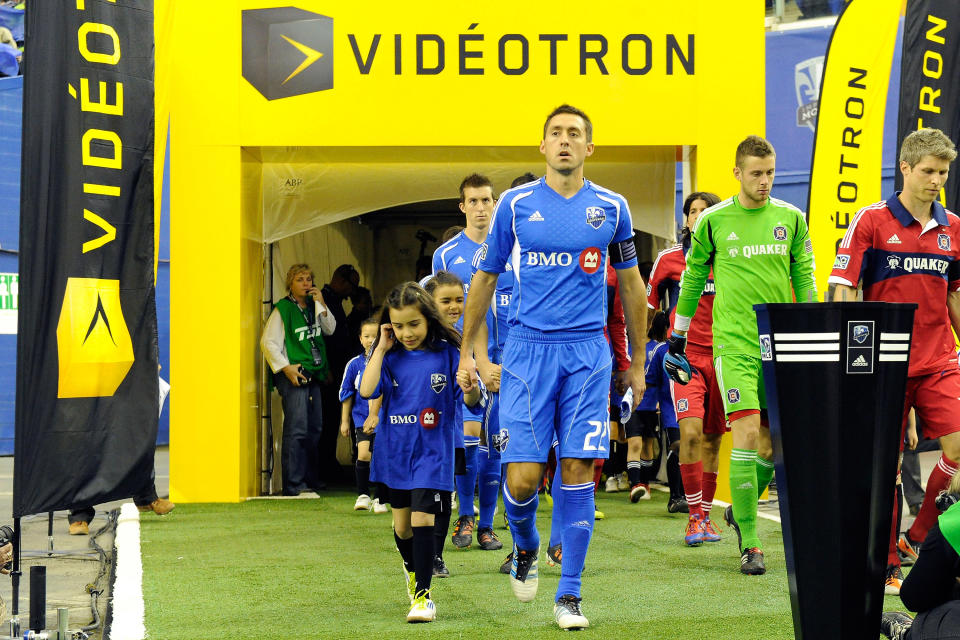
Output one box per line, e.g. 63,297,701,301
754,301,915,640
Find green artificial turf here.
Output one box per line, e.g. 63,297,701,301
140,489,902,639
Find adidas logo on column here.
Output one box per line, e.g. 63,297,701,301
727,232,739,241
852,355,868,367
886,234,902,244
528,211,544,221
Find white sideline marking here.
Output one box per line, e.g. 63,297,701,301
652,486,782,523
112,502,145,640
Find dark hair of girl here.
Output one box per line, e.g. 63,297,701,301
680,191,721,245
647,310,670,342
422,270,464,296
372,282,462,352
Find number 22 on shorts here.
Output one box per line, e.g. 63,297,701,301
583,420,609,452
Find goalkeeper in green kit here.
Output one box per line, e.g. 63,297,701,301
663,135,817,575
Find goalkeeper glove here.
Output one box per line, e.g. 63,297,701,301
663,334,692,385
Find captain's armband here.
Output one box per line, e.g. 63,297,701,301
609,238,637,265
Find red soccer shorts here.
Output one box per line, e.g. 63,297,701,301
670,344,728,435
900,366,960,443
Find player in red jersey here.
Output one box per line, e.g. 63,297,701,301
830,128,960,594
647,191,729,545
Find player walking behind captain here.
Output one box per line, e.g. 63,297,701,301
361,282,480,623
663,135,816,575
829,128,960,594
459,104,648,629
647,191,728,544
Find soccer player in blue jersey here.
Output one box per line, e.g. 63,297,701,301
361,282,480,623
434,174,512,552
459,105,648,630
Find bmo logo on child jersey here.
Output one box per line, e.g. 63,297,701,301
579,247,602,274
419,408,438,429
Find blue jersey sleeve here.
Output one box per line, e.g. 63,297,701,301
477,193,514,274
432,249,443,275
361,358,389,400
339,357,360,403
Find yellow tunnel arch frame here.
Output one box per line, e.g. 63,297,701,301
160,1,766,502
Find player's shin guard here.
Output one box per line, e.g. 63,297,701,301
680,461,704,518
666,430,683,499
887,489,901,568
433,506,451,560
395,531,415,573
755,455,775,497
908,454,958,542
478,447,502,530
457,438,480,517
412,526,434,595
355,459,371,496
701,471,718,517
556,483,595,600
730,448,760,550
549,466,566,548
504,484,540,551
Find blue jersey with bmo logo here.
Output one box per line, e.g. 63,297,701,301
477,177,637,333
479,178,636,462
365,341,463,491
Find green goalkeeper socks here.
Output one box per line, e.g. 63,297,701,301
730,448,761,550
755,455,774,497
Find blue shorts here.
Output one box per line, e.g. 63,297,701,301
463,399,485,423
499,328,612,463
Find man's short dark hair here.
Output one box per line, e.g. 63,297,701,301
543,104,592,143
511,172,538,189
459,173,494,203
735,135,775,168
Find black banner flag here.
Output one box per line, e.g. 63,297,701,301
897,0,960,210
14,1,157,517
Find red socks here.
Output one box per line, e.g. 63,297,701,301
680,461,704,518
908,454,959,542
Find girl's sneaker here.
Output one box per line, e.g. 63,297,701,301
354,494,371,510
407,591,436,623
371,498,389,514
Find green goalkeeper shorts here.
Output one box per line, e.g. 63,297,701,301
713,353,766,416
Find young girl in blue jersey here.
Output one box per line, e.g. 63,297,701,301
360,281,480,623
625,312,682,511
339,317,387,512
422,270,467,578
